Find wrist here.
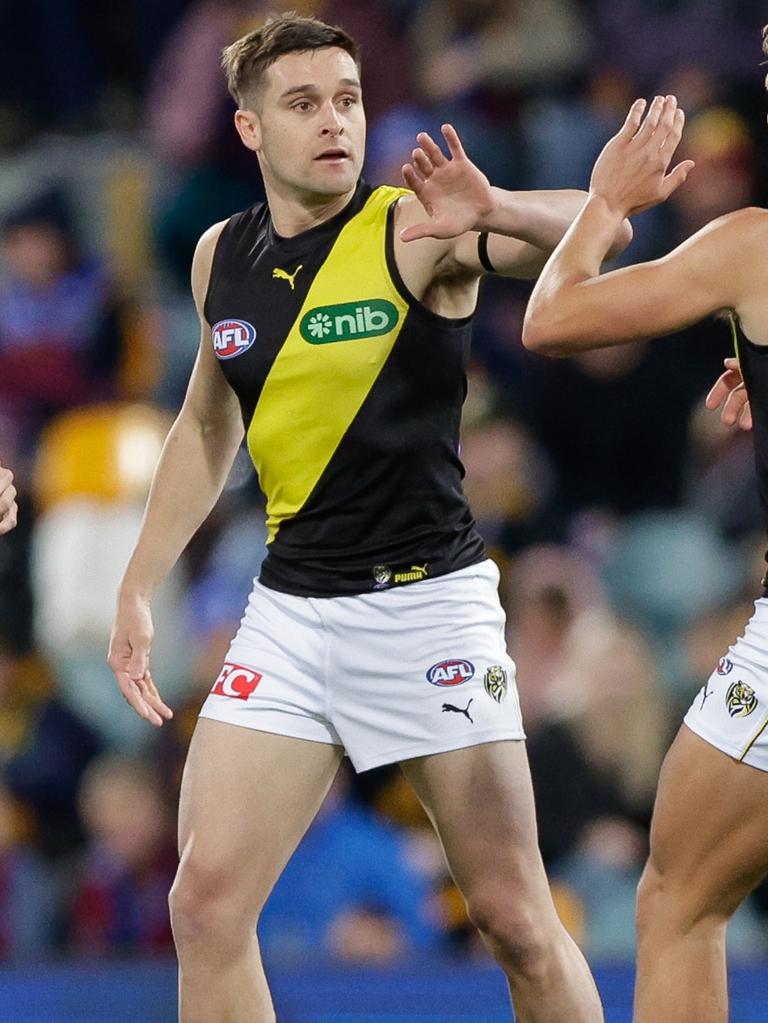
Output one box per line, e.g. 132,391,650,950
118,577,155,607
587,190,630,222
475,186,503,232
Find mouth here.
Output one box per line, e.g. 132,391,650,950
314,148,350,163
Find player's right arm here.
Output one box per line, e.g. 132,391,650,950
108,221,245,726
521,95,767,353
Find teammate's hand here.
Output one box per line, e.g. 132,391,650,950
400,124,496,242
705,357,752,430
0,465,17,535
589,95,695,218
107,595,173,726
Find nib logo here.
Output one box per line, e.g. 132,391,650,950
211,663,262,700
300,299,399,344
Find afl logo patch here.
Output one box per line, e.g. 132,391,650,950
426,659,475,687
212,319,256,359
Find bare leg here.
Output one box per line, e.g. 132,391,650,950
634,724,768,1023
401,740,603,1023
170,719,343,1023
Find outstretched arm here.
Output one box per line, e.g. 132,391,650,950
399,124,632,278
519,94,752,355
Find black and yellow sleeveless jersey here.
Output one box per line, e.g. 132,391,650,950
204,180,485,597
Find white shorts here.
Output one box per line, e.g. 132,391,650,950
199,559,525,772
684,598,768,771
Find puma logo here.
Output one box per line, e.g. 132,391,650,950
442,699,474,723
272,264,303,290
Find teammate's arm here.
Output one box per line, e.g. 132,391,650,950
0,465,17,534
108,221,245,726
521,95,758,354
399,123,632,279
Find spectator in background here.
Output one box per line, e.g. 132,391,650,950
527,613,668,958
0,644,101,861
259,767,441,962
67,756,176,955
0,780,53,961
408,0,589,106
0,188,127,477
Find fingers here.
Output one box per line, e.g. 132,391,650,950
415,131,447,167
659,106,685,157
660,159,695,199
400,221,447,243
634,94,666,141
618,98,647,140
0,467,17,534
441,123,466,160
412,146,433,178
705,361,752,431
705,366,742,410
117,671,171,727
722,385,751,429
401,163,425,192
127,637,151,684
138,671,174,722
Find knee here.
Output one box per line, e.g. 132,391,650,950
636,858,730,940
169,860,258,952
465,890,552,979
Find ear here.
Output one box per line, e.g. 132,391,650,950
234,108,262,154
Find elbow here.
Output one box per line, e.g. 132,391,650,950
521,314,570,357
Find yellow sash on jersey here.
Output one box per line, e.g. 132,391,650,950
247,185,411,543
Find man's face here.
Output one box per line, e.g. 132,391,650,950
241,47,365,199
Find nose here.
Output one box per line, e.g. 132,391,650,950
320,101,344,137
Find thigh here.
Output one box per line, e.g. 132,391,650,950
648,724,768,916
177,718,343,904
400,739,553,908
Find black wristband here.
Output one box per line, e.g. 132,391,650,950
478,231,496,274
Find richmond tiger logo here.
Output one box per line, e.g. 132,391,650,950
484,665,508,704
726,680,758,718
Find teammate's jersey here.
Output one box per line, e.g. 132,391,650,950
734,316,768,587
204,180,485,597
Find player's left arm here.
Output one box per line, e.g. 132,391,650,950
399,124,632,279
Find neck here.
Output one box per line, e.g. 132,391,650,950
264,178,358,237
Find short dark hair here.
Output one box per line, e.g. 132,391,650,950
222,11,360,108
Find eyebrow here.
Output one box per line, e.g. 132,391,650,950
279,78,361,99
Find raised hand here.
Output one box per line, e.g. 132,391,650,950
400,124,496,242
589,95,695,218
705,356,752,430
0,465,17,534
107,595,173,726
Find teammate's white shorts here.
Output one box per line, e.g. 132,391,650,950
685,597,768,770
199,559,525,772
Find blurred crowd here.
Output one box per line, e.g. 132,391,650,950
0,0,767,967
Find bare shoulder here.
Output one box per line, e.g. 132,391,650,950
392,193,471,289
392,193,450,255
191,219,229,316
